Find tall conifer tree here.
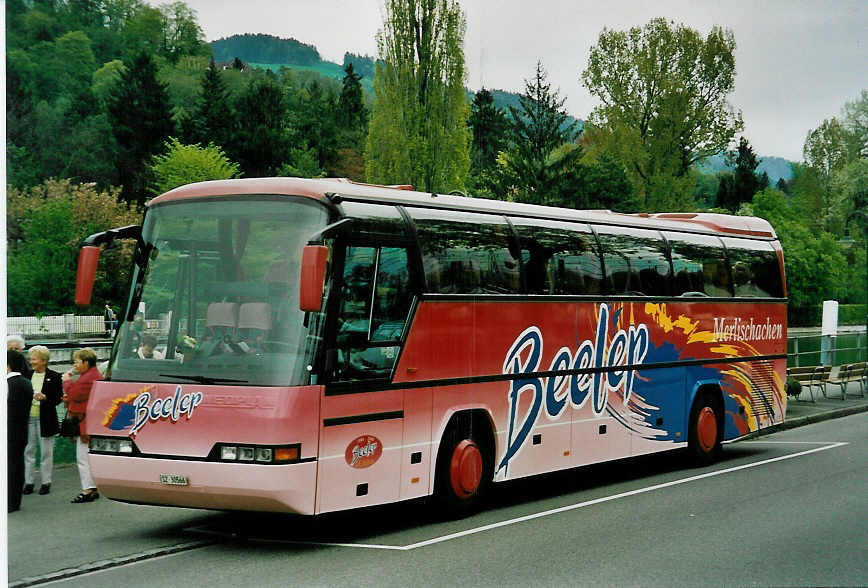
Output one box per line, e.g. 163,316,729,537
501,61,580,205
468,88,507,173
338,62,366,133
184,58,235,149
108,52,174,205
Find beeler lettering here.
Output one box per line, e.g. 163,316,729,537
498,304,650,475
130,385,203,436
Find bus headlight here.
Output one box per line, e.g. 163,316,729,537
214,444,300,464
90,436,136,455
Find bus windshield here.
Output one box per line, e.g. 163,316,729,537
110,197,330,386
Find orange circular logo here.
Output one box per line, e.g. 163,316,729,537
345,435,382,468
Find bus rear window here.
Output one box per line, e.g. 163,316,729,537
722,238,784,298
665,232,731,297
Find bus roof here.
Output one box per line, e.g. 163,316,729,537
148,177,778,240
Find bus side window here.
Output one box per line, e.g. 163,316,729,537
512,218,602,296
411,209,521,295
596,226,671,296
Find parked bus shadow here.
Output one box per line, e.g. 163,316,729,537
188,444,774,548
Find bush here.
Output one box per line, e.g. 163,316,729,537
790,303,867,327
785,377,802,398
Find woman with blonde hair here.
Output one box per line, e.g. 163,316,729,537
24,346,63,495
62,348,102,503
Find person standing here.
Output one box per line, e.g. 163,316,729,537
8,350,34,512
104,304,114,338
23,346,63,495
7,334,32,378
62,348,102,503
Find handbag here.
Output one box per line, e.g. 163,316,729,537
60,411,81,438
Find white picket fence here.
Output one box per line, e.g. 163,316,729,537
6,315,107,337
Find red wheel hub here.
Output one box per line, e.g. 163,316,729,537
697,406,718,452
450,439,483,499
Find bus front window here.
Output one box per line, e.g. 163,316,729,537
111,198,329,386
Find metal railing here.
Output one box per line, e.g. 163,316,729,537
788,331,867,367
6,315,108,338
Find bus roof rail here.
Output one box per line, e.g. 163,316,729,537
636,213,777,239
323,178,414,191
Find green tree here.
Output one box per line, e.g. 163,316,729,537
91,59,126,106
157,1,207,63
501,61,580,205
121,5,164,56
181,58,236,149
54,30,97,96
338,62,367,134
803,117,858,231
750,187,846,321
573,153,640,212
229,76,291,177
803,118,855,179
6,180,141,316
468,88,508,174
366,0,471,193
717,137,761,211
298,79,339,170
841,89,868,157
582,18,743,210
108,52,175,205
149,138,240,195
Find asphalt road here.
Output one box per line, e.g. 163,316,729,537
9,413,867,588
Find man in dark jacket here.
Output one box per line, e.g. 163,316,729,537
7,350,34,512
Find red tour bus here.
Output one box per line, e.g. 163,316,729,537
75,177,787,515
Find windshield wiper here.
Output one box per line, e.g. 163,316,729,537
158,374,249,385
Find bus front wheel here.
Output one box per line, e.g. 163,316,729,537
434,414,492,518
688,391,723,466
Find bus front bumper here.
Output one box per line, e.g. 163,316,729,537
89,454,317,514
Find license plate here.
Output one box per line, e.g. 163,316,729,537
159,474,189,486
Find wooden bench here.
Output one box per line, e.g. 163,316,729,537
826,362,867,400
786,365,830,403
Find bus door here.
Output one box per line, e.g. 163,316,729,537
316,241,416,513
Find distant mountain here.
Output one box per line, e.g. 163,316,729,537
697,153,793,183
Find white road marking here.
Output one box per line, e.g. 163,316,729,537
297,441,849,551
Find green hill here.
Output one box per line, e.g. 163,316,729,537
211,33,320,65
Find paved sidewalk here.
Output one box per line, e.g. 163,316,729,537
768,378,868,434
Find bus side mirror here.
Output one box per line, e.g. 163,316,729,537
75,246,101,306
300,245,329,312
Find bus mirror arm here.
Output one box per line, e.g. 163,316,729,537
75,224,142,307
83,224,141,246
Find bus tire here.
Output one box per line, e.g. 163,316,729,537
434,412,493,518
687,389,723,466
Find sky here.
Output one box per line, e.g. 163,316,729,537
162,0,861,161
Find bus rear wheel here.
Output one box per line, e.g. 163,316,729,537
688,391,722,466
435,415,492,518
